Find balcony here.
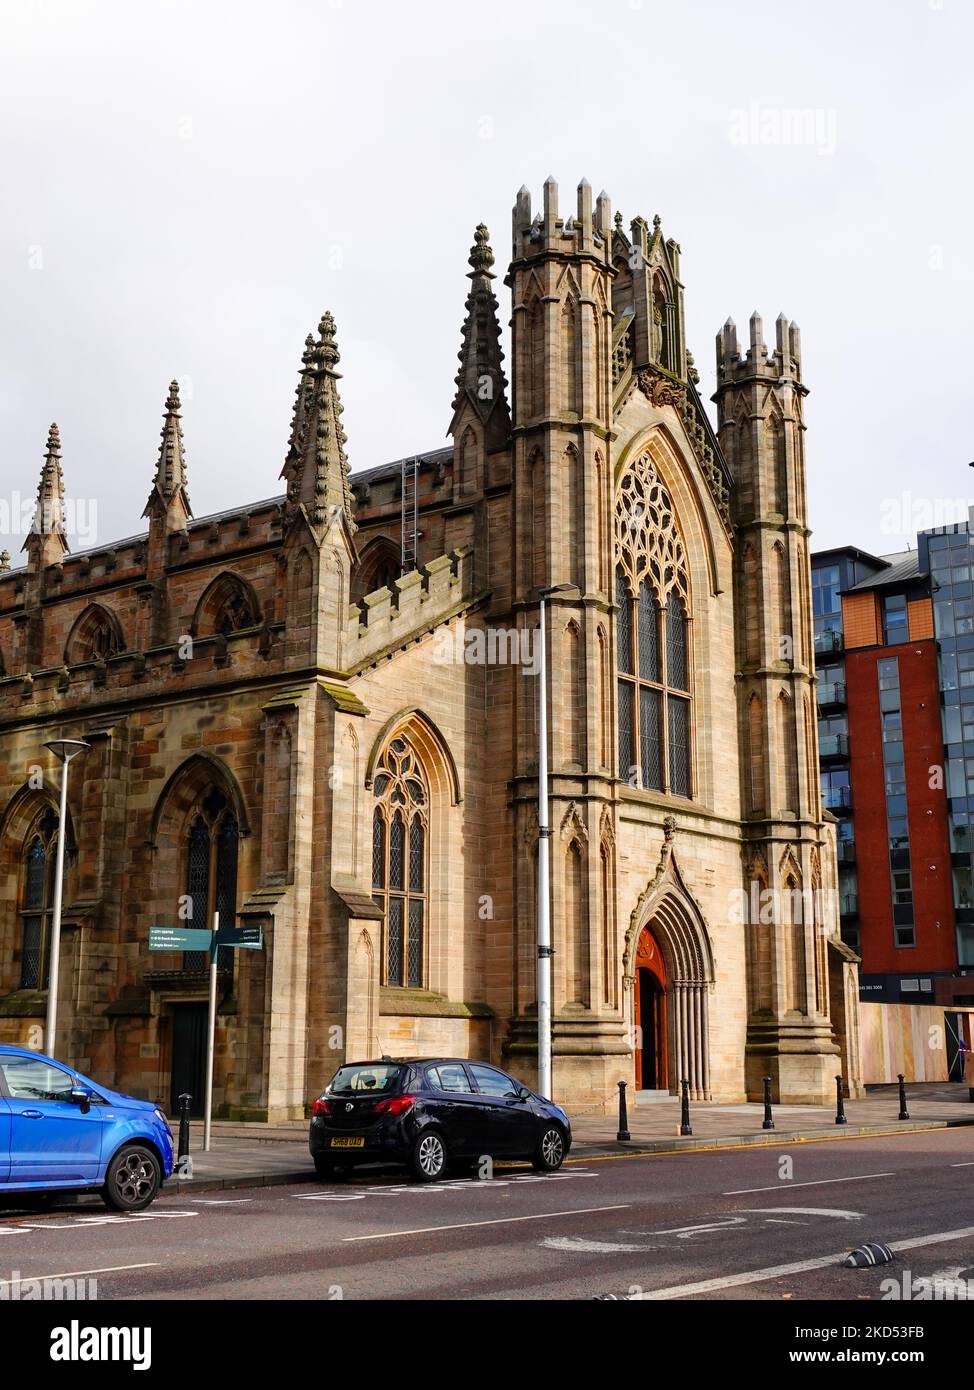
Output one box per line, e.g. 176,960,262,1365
817,681,847,710
819,733,850,761
837,840,857,866
815,629,844,656
823,785,853,812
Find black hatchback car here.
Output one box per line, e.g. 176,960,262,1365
309,1058,571,1181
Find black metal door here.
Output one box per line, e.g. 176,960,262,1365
170,1003,207,1117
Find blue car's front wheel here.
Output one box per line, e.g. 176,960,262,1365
102,1145,161,1213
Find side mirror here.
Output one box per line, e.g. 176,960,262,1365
70,1087,91,1114
517,1087,532,1102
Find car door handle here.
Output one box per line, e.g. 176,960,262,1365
19,1110,44,1119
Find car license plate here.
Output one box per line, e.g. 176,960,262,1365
330,1137,365,1149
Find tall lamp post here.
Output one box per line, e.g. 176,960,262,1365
43,739,90,1058
536,583,575,1100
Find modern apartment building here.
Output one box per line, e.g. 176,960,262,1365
812,533,974,1020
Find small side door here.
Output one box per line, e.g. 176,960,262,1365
0,1056,105,1184
423,1063,481,1157
467,1064,538,1157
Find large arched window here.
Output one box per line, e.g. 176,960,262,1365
18,810,59,988
193,573,261,639
183,788,238,975
64,603,123,665
371,737,428,988
615,448,692,797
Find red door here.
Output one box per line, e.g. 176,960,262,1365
634,929,668,1091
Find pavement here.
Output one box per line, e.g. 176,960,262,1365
2,1126,973,1306
165,1082,974,1192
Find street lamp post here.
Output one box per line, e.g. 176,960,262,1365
43,739,90,1058
536,584,575,1101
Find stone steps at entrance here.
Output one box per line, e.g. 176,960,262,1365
634,1089,672,1105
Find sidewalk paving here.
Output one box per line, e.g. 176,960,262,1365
164,1082,974,1194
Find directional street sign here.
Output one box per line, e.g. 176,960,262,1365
215,924,264,950
148,926,214,953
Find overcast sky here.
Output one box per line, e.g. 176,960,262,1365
1,0,972,560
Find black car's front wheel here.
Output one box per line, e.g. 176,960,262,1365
102,1144,162,1212
532,1124,567,1173
410,1129,447,1182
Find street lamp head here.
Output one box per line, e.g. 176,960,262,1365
45,739,92,763
538,582,578,599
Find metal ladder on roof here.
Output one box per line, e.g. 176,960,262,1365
400,456,419,573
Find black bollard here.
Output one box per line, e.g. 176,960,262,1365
762,1075,775,1131
835,1074,847,1125
616,1079,631,1142
897,1073,910,1121
680,1077,693,1136
177,1092,192,1166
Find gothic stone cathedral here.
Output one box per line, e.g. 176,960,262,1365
0,178,863,1118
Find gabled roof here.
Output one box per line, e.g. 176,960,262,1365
844,549,925,593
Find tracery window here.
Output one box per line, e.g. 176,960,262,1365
183,788,238,975
19,810,59,989
615,450,693,797
371,737,428,988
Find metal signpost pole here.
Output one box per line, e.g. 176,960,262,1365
203,911,219,1153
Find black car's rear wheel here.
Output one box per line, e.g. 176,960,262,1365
532,1124,566,1173
102,1145,162,1212
410,1129,447,1182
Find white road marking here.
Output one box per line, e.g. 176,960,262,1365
343,1203,631,1242
0,1210,199,1233
657,1217,746,1237
639,1225,974,1299
543,1235,654,1253
742,1207,864,1220
951,1162,974,1168
724,1172,894,1195
294,1171,598,1201
0,1262,158,1291
188,1198,254,1205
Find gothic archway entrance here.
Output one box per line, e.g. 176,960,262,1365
635,927,667,1090
624,858,716,1101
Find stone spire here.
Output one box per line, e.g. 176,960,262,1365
143,380,192,526
281,311,355,537
449,225,510,446
24,423,68,559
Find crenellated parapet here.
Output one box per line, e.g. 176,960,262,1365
345,546,481,671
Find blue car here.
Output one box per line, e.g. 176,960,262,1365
0,1045,174,1212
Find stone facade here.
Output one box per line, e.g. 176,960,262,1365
0,179,862,1118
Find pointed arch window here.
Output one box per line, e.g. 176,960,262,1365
183,788,238,975
371,737,428,988
614,450,693,797
19,810,59,989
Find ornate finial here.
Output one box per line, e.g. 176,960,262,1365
653,213,661,231
614,211,623,230
281,312,353,534
0,550,9,573
316,311,340,369
143,379,192,524
663,814,677,842
25,421,68,553
450,225,510,440
468,224,495,276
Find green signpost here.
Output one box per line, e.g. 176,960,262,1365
148,926,214,953
148,915,264,1150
